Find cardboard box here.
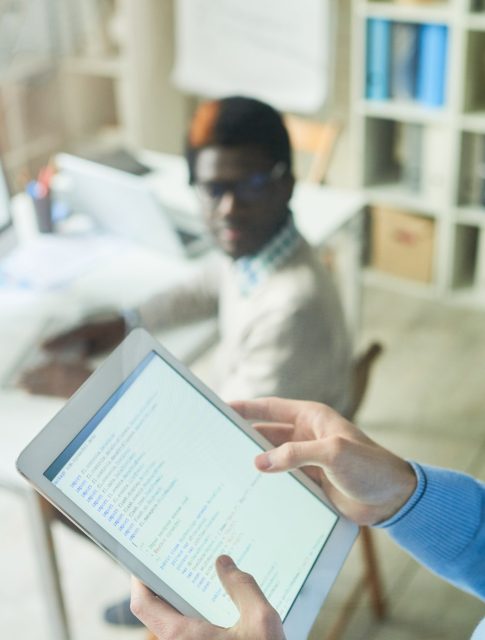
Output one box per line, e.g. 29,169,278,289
371,206,435,283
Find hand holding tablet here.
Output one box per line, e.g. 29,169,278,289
17,329,360,639
130,396,418,640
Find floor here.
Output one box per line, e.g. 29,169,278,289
1,284,484,640
310,286,485,640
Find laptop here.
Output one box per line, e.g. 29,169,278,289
56,153,210,258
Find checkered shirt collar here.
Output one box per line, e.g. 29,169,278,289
234,214,300,295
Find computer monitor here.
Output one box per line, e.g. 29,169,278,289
0,158,16,258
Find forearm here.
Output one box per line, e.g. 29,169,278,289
137,260,220,331
138,285,218,331
376,462,485,600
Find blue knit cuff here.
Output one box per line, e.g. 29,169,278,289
375,463,483,564
375,461,426,529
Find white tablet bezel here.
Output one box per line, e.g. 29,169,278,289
17,328,358,640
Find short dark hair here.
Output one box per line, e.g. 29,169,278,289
186,96,292,183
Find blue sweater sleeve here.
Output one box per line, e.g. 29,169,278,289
375,462,485,600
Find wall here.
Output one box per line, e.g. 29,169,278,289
121,0,191,154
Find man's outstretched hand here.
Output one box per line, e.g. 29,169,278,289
18,360,93,398
42,316,126,357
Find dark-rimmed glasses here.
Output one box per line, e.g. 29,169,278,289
194,162,287,205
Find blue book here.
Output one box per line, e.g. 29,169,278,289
416,24,448,108
391,22,419,101
366,18,391,100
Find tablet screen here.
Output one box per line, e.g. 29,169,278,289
44,351,338,626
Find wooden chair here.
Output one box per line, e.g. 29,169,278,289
284,113,344,274
284,113,341,184
345,342,383,421
324,341,386,640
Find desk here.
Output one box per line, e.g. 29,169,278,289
0,157,364,640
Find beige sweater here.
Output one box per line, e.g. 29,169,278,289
138,239,352,412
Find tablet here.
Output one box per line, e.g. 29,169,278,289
17,328,358,639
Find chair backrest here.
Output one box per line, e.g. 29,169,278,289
345,342,383,421
284,114,341,184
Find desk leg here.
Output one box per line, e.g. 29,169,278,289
26,490,71,640
331,210,364,343
346,211,364,343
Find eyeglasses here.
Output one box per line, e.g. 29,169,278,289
194,162,287,204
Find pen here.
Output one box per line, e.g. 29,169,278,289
37,163,55,190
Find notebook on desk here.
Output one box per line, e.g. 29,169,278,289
56,153,211,258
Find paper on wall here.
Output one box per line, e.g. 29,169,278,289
173,0,331,113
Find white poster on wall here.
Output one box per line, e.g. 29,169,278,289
173,0,331,113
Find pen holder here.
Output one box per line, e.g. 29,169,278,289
28,182,53,233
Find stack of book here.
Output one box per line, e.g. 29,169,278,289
365,19,448,107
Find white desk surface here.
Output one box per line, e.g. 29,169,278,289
0,156,365,491
292,183,365,245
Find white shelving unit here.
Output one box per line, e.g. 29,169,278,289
57,0,188,156
351,0,485,308
0,0,189,190
0,0,64,187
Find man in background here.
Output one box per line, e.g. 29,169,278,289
25,96,352,411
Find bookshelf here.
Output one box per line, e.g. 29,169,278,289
351,0,485,309
0,0,188,191
57,0,188,157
